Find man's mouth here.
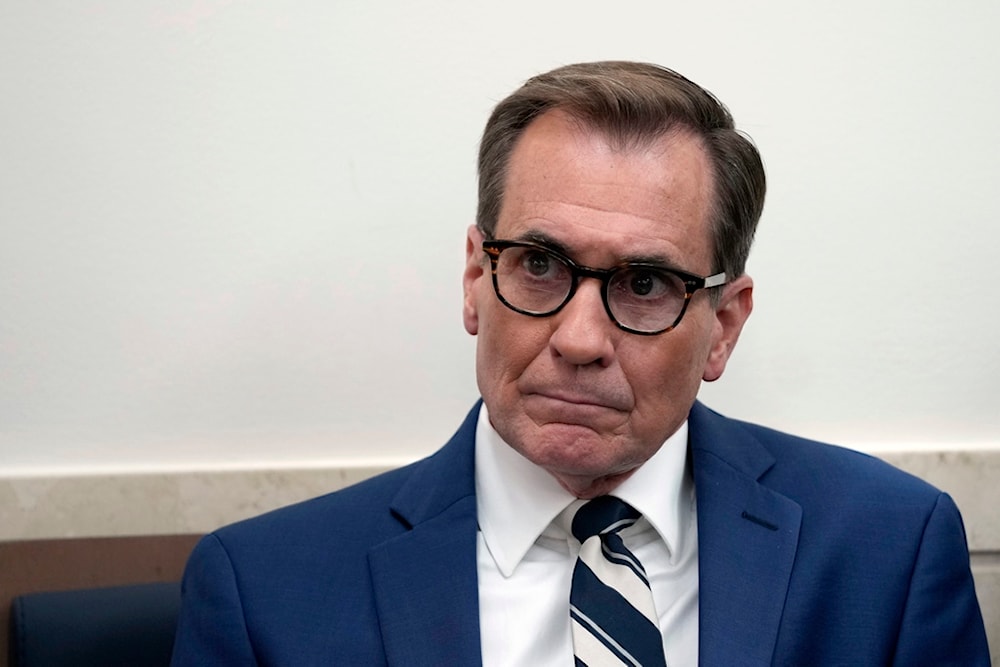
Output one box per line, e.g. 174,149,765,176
522,388,629,415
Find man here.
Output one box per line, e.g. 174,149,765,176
171,62,989,665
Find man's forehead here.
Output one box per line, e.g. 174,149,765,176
496,115,716,273
504,113,714,213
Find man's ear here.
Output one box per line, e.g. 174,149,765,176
703,274,753,382
463,225,485,336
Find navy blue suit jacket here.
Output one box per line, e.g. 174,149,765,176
171,402,989,665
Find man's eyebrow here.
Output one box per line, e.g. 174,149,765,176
514,230,572,256
512,230,685,270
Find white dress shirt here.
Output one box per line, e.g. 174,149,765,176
475,404,699,666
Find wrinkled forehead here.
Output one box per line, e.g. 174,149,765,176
497,111,717,274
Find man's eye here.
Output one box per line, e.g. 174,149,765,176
522,250,555,277
629,272,658,296
615,268,684,301
627,270,670,297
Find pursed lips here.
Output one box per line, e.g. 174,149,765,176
521,388,630,415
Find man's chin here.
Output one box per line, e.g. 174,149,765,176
520,428,631,478
542,462,640,499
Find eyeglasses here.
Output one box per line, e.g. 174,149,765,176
481,240,727,335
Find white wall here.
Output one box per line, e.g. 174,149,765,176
2,1,998,474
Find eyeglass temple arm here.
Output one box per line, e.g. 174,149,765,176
703,272,727,289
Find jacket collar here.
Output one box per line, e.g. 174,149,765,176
689,402,802,666
368,403,483,667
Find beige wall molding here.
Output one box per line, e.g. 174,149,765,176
0,449,995,547
0,465,393,542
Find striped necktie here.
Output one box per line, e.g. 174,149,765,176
570,496,666,667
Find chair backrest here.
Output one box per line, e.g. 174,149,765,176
9,581,181,667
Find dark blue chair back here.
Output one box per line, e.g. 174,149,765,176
9,581,181,667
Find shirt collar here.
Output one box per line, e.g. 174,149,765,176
475,405,575,576
612,418,694,560
474,403,693,577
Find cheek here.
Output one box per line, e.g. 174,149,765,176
627,330,712,410
475,305,547,387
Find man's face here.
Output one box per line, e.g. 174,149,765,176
463,110,753,498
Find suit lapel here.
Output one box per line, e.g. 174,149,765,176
365,400,802,666
689,403,802,667
368,404,483,667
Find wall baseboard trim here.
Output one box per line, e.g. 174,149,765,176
1,448,997,549
0,465,393,542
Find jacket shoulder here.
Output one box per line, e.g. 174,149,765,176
691,402,943,504
209,402,481,552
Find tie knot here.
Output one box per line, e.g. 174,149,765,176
571,496,640,542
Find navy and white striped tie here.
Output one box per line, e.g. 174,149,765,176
570,496,666,667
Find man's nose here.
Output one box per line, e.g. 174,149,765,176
548,278,615,367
